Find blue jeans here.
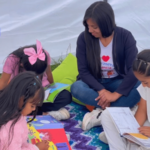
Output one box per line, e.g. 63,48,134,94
71,77,141,108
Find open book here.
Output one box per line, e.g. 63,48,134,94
27,124,57,150
27,115,71,150
44,83,69,103
107,107,150,149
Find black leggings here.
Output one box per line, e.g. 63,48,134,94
37,90,72,115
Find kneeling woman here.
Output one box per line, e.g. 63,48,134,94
71,1,140,131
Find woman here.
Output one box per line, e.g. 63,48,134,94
71,1,140,131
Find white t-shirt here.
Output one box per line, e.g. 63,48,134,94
100,40,118,78
137,84,150,122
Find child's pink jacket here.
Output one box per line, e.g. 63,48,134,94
0,116,39,150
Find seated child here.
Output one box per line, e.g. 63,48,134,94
0,40,72,120
0,71,49,150
100,49,150,150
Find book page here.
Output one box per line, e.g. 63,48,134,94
107,107,140,135
27,124,57,150
44,83,69,103
49,83,69,93
44,89,51,101
124,134,150,148
128,133,148,139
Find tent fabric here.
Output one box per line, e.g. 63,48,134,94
0,0,150,73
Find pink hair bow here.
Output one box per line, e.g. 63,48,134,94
24,40,46,65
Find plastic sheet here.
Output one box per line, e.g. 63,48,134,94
0,0,150,72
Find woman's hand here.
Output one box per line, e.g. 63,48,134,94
36,140,49,150
103,91,121,102
95,89,110,109
95,89,107,102
139,126,150,137
95,89,121,109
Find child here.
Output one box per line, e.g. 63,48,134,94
100,49,150,150
0,72,49,150
0,40,72,120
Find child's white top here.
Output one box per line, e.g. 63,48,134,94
137,84,150,122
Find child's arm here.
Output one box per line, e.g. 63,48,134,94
45,51,54,84
0,72,11,90
7,125,49,150
7,130,40,150
0,55,19,90
46,65,54,84
134,98,147,126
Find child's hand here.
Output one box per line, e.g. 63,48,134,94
36,140,49,150
139,126,150,137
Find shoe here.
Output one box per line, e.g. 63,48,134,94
46,108,70,121
82,108,103,131
99,131,108,144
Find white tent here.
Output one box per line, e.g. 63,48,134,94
0,0,150,72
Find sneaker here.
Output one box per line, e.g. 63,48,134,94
99,131,108,144
82,108,103,131
46,108,70,121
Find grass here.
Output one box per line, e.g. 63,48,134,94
51,64,59,71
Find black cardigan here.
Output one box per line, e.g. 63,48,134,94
76,26,138,96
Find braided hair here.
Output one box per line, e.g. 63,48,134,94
0,71,44,149
133,49,150,76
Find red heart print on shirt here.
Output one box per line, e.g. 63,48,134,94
102,55,110,62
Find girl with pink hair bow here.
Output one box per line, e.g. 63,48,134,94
0,40,72,120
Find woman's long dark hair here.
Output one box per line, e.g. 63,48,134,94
83,1,116,79
133,49,150,76
0,72,45,149
10,44,47,75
